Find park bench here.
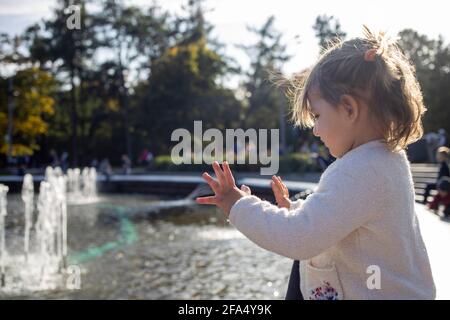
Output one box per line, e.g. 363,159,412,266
410,163,440,203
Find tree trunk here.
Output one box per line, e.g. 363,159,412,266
117,44,132,164
70,65,78,167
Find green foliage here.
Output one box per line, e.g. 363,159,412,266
0,68,56,156
313,15,347,52
239,16,291,130
137,36,242,154
398,29,450,136
2,1,449,167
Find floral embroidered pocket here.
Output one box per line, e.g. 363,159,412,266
304,262,344,300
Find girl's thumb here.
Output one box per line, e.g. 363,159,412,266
241,184,251,194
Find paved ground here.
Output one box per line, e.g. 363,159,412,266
415,204,450,300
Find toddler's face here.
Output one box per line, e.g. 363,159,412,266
308,92,355,158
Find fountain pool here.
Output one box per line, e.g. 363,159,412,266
0,191,291,299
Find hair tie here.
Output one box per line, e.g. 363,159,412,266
364,48,378,62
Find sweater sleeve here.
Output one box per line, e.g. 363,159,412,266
289,198,304,211
229,168,381,260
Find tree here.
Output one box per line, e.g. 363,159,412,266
95,1,156,161
313,15,347,52
136,0,242,155
398,29,450,135
0,67,55,157
173,0,239,76
139,38,241,154
0,31,57,160
25,0,97,166
238,15,291,153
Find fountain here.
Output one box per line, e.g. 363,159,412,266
82,167,97,198
0,167,98,294
22,174,33,261
66,167,98,204
0,184,8,287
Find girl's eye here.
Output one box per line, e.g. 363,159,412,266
309,110,319,121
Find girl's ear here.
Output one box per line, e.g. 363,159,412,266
339,94,360,122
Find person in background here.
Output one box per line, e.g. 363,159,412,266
437,128,447,148
99,158,112,180
121,154,132,175
139,149,149,165
424,131,439,163
423,146,450,204
17,156,27,176
49,149,60,168
146,151,154,170
139,148,154,170
60,151,69,172
90,158,99,169
427,177,450,217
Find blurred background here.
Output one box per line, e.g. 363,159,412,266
0,0,449,173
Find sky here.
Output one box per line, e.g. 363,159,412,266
1,0,449,85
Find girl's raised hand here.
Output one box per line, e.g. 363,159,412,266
271,175,291,209
196,161,251,217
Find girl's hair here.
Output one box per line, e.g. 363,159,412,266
286,25,427,152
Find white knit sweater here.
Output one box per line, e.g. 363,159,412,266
229,139,436,300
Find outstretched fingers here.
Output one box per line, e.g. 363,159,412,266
212,161,226,186
271,179,282,195
222,161,235,186
272,175,287,197
276,175,289,196
202,172,220,194
272,175,281,188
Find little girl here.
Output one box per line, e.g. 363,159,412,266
196,26,436,300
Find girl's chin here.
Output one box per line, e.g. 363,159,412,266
328,149,339,158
